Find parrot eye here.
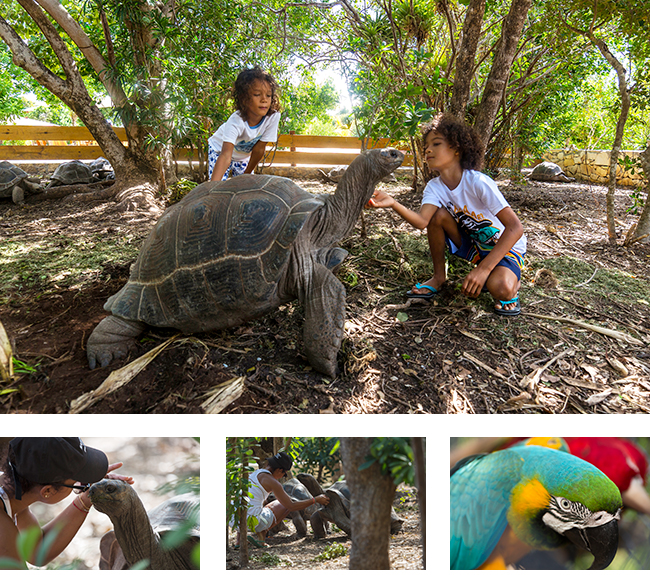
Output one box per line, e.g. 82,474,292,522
559,498,571,509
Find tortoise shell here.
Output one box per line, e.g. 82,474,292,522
0,161,27,196
49,160,93,186
531,162,567,179
106,174,323,331
148,492,200,538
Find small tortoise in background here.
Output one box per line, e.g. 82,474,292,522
87,147,404,376
90,479,199,570
0,161,43,203
529,161,575,182
47,160,94,188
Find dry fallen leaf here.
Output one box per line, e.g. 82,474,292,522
585,388,614,406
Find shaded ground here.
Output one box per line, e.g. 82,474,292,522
225,485,421,570
1,173,649,413
31,437,199,569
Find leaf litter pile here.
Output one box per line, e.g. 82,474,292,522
1,172,649,414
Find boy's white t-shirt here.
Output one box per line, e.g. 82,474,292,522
208,111,280,161
422,169,527,255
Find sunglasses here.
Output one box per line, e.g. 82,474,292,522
55,482,91,493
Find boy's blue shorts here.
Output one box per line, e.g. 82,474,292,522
208,144,249,180
445,229,525,281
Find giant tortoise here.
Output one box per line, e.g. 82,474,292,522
46,160,94,188
0,161,42,203
297,473,403,538
529,161,575,182
87,147,404,376
89,479,199,570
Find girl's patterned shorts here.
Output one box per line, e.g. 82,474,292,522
208,144,249,180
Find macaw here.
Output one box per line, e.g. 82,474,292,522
451,444,622,570
497,437,650,514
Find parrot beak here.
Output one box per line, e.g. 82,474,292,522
564,519,619,570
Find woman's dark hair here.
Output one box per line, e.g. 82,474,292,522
233,67,281,122
266,452,292,472
0,444,38,499
421,113,484,171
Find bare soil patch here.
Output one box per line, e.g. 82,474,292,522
226,485,422,570
1,174,649,413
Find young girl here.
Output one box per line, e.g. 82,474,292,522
368,113,526,316
208,67,281,182
234,452,329,547
0,437,133,568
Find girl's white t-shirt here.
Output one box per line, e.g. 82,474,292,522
422,169,527,255
208,111,280,161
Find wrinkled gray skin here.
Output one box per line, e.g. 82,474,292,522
529,161,575,182
297,474,403,538
89,479,199,570
46,160,93,188
87,148,404,377
0,161,42,203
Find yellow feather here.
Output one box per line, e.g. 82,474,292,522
510,478,551,518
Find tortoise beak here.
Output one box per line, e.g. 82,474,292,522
563,519,618,570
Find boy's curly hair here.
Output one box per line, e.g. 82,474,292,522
421,113,484,171
233,67,281,123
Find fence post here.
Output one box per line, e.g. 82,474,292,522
289,130,296,167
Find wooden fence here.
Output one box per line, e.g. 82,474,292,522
0,125,413,167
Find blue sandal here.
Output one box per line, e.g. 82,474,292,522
494,295,521,316
406,282,439,300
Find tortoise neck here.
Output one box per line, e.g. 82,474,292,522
312,161,375,246
113,496,164,568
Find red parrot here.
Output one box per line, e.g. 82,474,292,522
565,437,650,515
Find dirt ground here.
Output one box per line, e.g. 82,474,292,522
1,172,649,414
28,437,200,570
225,485,422,570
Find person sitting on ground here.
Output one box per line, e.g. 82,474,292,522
0,437,133,568
237,452,329,547
367,113,526,316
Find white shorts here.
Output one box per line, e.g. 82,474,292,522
252,506,275,532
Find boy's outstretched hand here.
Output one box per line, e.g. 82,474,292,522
366,190,395,209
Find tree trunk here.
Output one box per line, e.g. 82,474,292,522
449,0,487,118
0,2,165,209
587,33,632,244
472,0,533,150
238,463,249,568
630,145,650,244
340,438,396,570
411,438,426,569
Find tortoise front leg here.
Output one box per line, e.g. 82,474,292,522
87,315,146,369
302,265,346,378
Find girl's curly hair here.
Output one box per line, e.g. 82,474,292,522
233,67,281,123
421,113,484,171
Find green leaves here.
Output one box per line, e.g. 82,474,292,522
359,438,415,486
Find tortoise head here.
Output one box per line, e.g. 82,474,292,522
89,478,137,519
347,148,404,184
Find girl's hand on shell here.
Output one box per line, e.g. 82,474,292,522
316,494,330,505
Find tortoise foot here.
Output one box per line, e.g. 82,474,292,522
87,316,145,369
